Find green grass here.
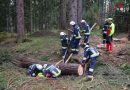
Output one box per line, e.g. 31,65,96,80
91,28,102,36
39,55,50,61
120,63,130,75
16,36,60,54
0,32,16,42
0,50,12,63
0,73,7,90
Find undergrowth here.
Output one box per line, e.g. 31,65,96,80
0,73,7,90
120,63,130,75
0,50,12,64
0,32,16,42
16,36,60,54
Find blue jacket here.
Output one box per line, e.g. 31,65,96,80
60,35,69,47
28,64,42,77
82,47,99,61
82,22,91,35
72,25,81,39
43,64,61,78
102,22,109,34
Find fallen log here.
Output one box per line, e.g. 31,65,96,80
113,37,129,43
13,57,83,76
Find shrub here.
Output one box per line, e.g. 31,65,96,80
120,63,130,75
0,74,7,90
0,51,12,63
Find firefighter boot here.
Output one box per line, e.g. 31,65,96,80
109,42,113,52
106,43,109,51
86,75,94,81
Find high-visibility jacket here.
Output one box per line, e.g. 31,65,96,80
82,47,99,62
28,64,43,77
81,22,91,35
109,23,115,36
60,35,69,48
43,64,61,78
72,25,81,39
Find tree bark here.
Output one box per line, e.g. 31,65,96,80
59,0,67,29
13,57,83,76
77,0,82,24
69,0,78,23
16,0,25,42
128,24,130,41
30,0,33,33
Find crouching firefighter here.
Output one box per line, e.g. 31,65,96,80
42,64,61,78
70,21,81,54
60,32,70,61
28,64,44,77
81,20,91,46
81,45,99,81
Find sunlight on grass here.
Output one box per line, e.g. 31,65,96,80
91,28,102,36
0,32,16,42
16,36,60,54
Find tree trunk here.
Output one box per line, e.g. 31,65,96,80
16,0,25,42
59,0,67,29
69,0,78,23
77,0,82,24
12,57,83,76
30,0,33,33
128,24,130,41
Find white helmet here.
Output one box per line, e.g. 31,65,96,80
36,64,43,70
60,32,66,36
70,21,75,25
81,20,86,23
84,45,89,49
43,64,48,69
107,18,113,21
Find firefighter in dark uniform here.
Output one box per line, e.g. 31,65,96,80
81,20,91,46
81,45,99,81
70,21,81,54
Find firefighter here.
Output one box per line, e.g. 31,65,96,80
60,32,69,60
70,21,81,54
106,18,115,52
28,64,44,77
81,20,91,46
42,64,61,78
81,45,99,81
102,19,110,47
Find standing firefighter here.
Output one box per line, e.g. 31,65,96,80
106,18,115,52
81,20,91,46
102,19,110,47
60,32,69,61
42,64,61,78
81,45,99,81
70,21,81,54
28,64,44,77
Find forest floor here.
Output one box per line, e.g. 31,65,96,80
0,30,130,90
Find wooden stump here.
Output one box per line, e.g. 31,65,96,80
59,63,83,76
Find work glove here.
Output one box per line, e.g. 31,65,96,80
45,73,51,78
81,60,86,68
31,73,36,77
62,56,65,59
